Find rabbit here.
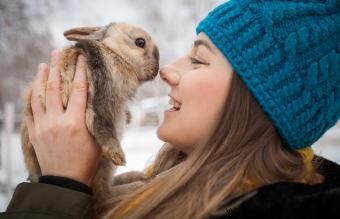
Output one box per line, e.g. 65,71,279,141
21,22,159,217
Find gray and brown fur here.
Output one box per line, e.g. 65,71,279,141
21,22,159,217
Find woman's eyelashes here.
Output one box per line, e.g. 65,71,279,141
190,57,207,65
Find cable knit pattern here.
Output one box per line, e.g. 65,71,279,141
196,0,340,150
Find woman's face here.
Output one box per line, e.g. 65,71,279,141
157,33,234,154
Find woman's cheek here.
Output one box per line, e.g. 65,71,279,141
179,74,227,140
184,73,227,114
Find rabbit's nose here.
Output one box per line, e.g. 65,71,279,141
153,46,159,60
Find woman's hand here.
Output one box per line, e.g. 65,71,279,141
26,50,101,186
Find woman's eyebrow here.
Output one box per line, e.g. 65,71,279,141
194,39,215,54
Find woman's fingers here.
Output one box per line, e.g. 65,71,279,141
31,63,48,119
25,114,36,145
46,50,63,114
67,55,88,117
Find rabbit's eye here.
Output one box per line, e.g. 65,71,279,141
135,38,146,48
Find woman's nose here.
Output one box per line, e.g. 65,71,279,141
159,64,180,86
160,55,190,86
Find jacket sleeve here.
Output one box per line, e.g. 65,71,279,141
2,182,93,219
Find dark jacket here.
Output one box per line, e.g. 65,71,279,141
215,156,340,219
1,156,340,219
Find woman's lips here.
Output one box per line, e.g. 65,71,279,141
168,95,182,111
166,93,182,113
165,107,180,112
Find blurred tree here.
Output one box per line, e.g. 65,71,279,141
0,0,53,121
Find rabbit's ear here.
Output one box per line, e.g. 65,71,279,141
63,26,106,41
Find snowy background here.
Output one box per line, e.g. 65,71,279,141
0,0,339,211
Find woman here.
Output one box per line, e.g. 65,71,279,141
4,0,340,218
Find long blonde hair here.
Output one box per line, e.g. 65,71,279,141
102,72,317,219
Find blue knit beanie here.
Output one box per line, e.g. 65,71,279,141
196,0,340,150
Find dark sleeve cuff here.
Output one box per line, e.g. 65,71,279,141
6,182,93,219
39,175,93,195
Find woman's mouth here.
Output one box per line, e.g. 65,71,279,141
166,96,182,112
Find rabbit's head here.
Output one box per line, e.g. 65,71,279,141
64,22,159,83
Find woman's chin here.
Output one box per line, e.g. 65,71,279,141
156,124,168,142
156,122,175,144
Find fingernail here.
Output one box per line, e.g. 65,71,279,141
51,49,59,57
38,63,44,71
78,55,84,62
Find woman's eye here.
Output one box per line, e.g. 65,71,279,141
190,57,204,65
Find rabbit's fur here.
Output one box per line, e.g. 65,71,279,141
21,22,159,217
